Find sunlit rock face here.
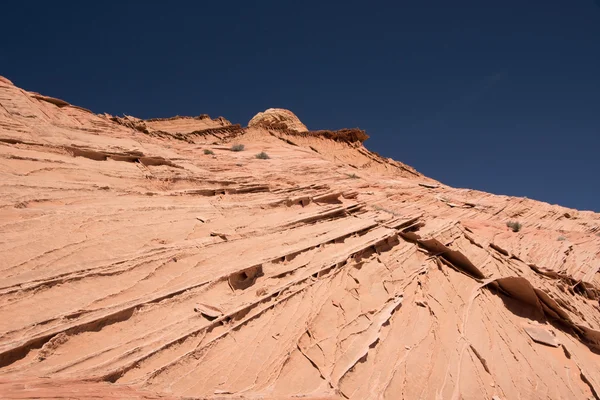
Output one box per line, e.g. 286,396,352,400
248,108,308,132
0,75,600,400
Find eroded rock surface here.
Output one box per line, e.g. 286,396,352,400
249,108,308,132
1,76,600,399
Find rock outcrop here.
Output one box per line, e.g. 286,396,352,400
144,115,232,134
1,76,600,400
249,108,308,132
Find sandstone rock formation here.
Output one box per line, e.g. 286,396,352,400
248,108,308,132
1,76,600,399
144,114,232,134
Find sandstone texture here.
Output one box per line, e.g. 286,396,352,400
248,108,308,132
1,77,600,399
144,115,232,134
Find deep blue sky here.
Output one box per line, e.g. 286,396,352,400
1,1,599,211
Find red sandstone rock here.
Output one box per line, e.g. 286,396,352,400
1,76,599,399
248,108,308,132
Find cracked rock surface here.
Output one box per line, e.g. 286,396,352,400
1,76,600,399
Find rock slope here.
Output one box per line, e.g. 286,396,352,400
1,76,600,399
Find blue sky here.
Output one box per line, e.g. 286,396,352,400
1,1,598,211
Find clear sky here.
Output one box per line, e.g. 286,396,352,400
1,1,599,211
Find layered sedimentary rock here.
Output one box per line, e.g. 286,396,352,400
248,108,308,132
144,115,232,134
1,77,600,399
